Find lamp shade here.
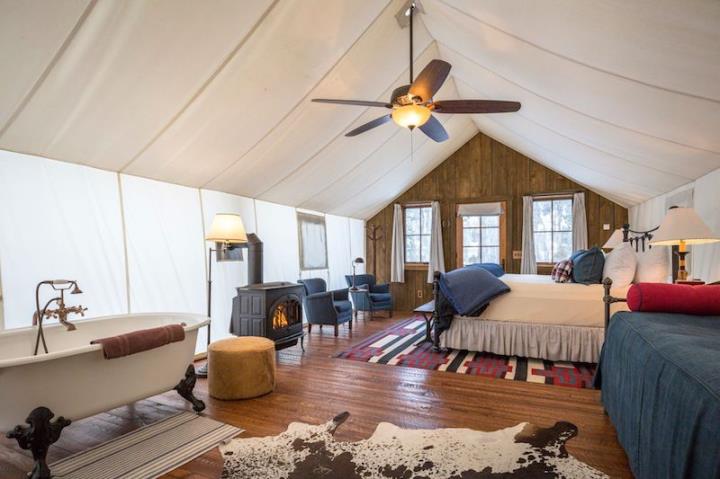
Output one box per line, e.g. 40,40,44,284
353,257,364,264
206,213,248,243
650,207,720,246
602,229,624,249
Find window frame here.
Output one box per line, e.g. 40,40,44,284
403,204,432,267
297,211,328,271
455,201,507,270
531,195,574,266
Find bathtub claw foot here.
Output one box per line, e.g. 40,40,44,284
7,407,71,479
175,364,206,413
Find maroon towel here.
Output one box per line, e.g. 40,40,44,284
91,324,185,359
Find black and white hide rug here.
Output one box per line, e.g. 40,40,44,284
220,412,607,478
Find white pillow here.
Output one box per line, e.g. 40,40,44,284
634,245,671,283
602,243,637,288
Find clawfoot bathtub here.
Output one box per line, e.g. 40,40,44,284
0,313,209,478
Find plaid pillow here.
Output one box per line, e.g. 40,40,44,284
551,259,574,283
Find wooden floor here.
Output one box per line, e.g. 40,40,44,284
0,313,632,478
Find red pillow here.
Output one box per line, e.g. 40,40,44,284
627,283,720,315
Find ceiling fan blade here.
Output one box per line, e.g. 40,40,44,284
418,115,449,143
409,60,451,102
432,100,521,114
312,99,392,108
345,115,392,137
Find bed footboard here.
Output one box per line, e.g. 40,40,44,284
602,277,627,333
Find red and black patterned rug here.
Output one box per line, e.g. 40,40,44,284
335,318,597,389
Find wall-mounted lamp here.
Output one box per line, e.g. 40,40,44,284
198,213,248,377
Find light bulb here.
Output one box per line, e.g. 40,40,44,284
391,104,431,129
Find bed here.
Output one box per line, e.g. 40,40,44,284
432,223,668,363
437,274,630,362
596,311,720,478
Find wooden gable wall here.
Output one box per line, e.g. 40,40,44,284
365,131,628,311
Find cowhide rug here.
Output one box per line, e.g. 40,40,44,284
220,412,607,478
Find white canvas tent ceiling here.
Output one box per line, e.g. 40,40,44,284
1,0,718,218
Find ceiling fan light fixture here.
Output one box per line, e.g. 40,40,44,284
391,104,431,129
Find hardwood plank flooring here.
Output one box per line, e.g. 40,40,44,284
0,313,632,478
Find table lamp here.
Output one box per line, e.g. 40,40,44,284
650,207,720,281
198,213,248,377
602,229,624,250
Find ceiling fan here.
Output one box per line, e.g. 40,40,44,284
312,2,520,143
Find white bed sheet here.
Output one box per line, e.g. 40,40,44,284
464,274,630,328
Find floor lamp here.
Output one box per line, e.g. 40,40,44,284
196,213,248,377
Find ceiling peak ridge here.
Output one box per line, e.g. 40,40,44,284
435,0,720,104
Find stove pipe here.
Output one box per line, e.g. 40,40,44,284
246,233,263,285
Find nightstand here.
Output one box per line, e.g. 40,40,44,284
675,280,705,286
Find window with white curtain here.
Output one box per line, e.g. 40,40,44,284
404,205,432,263
533,197,573,263
297,212,328,270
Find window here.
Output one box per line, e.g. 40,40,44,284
297,212,328,270
533,198,573,263
456,202,506,268
404,206,431,263
460,215,500,266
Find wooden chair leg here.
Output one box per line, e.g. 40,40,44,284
389,310,393,318
308,323,312,333
334,324,339,337
348,319,352,331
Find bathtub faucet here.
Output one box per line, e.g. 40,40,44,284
33,280,86,355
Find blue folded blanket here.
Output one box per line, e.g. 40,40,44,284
439,265,511,316
466,262,505,277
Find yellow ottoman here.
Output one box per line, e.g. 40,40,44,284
208,336,276,400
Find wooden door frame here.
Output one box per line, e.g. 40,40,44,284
454,199,510,270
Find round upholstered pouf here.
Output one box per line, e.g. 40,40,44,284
208,337,276,400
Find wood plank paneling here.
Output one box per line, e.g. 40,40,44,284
368,132,628,311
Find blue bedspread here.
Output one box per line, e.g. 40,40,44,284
596,311,720,478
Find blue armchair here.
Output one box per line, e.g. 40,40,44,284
297,278,352,336
344,274,393,320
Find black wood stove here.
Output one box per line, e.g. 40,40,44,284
230,282,305,350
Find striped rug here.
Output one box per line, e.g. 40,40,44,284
335,318,596,389
50,412,242,479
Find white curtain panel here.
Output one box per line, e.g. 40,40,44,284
521,196,537,274
427,201,446,283
349,218,366,275
0,152,128,329
572,192,588,252
254,200,300,283
326,215,352,290
200,189,257,346
390,204,405,283
121,175,206,312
